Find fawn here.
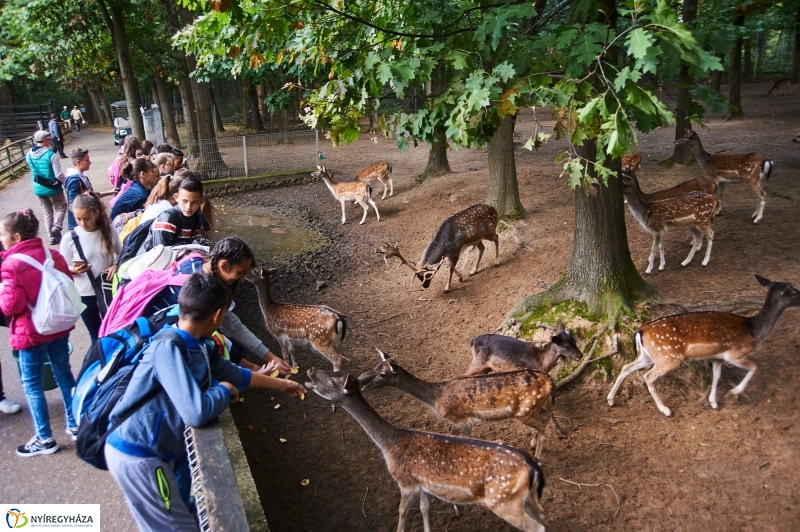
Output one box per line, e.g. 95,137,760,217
312,166,380,225
356,161,393,199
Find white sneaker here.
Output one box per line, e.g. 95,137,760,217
0,398,21,414
66,426,79,441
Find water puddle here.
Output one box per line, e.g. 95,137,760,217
211,204,325,262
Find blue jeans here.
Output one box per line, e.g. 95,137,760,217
0,359,6,401
80,296,102,344
18,334,77,440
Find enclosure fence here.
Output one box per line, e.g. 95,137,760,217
177,129,319,180
0,136,34,178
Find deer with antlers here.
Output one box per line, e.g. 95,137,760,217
307,368,547,532
356,161,393,199
379,204,499,292
674,130,773,223
246,266,347,370
621,169,717,274
608,274,800,417
312,166,380,225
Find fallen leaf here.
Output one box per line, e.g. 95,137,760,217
238,398,245,403
279,438,287,443
247,425,253,431
274,404,281,409
300,479,310,486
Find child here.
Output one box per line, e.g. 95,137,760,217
110,158,160,220
60,194,122,343
140,174,184,223
104,273,305,530
142,175,209,251
153,153,174,177
0,209,79,455
65,148,117,230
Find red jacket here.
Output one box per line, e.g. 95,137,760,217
0,238,74,350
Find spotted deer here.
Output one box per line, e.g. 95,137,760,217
768,78,790,96
465,320,583,377
636,176,717,203
608,274,800,417
312,166,380,225
358,349,560,457
621,169,717,274
307,368,547,532
674,130,773,223
621,152,641,171
356,161,393,199
246,266,347,370
379,204,499,292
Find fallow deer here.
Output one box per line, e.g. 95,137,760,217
465,320,583,377
636,176,717,203
621,169,717,274
608,274,800,417
246,266,347,370
621,152,641,171
358,349,560,457
356,161,393,199
379,204,499,292
312,166,380,225
307,368,547,532
674,130,773,223
768,78,790,96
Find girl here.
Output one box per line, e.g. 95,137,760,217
140,173,184,223
108,135,141,189
110,157,159,220
65,148,117,230
61,194,122,344
153,153,174,177
0,210,78,456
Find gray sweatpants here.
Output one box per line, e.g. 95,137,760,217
104,444,198,532
37,192,67,234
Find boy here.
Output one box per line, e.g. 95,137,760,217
64,148,117,229
105,273,305,531
142,175,208,251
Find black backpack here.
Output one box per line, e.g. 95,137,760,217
115,218,155,271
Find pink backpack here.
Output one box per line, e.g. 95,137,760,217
109,180,133,208
108,157,123,187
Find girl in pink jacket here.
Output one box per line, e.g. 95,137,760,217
0,209,78,457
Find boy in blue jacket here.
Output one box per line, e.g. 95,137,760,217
104,273,305,531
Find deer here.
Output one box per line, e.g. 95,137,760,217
306,368,547,532
246,266,347,371
311,166,380,225
358,349,560,457
621,169,717,274
378,204,499,292
768,78,790,96
465,320,583,377
621,152,641,171
356,161,393,199
608,274,800,417
674,130,773,223
635,176,717,203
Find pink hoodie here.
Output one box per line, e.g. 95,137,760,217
0,238,75,350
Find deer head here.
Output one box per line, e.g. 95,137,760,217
357,348,401,390
755,274,800,310
306,368,359,402
245,265,278,285
378,242,443,288
550,319,583,362
674,129,699,147
311,165,334,180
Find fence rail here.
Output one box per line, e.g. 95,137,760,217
177,129,319,180
0,136,34,177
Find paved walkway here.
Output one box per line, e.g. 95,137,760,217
0,128,137,531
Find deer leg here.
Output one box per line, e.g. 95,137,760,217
469,242,485,275
380,178,389,200
642,361,681,417
549,415,567,439
751,182,767,223
314,345,344,372
419,491,432,532
388,176,394,197
657,233,668,271
701,226,714,266
450,421,472,437
645,235,658,274
709,360,723,409
492,233,500,266
607,350,654,406
366,195,380,222
353,197,370,225
339,199,347,224
715,181,726,213
396,486,418,532
681,226,703,267
724,356,757,397
280,339,298,369
462,362,490,377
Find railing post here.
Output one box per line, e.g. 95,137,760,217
242,136,248,177
314,129,319,167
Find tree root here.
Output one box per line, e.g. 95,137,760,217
557,326,611,390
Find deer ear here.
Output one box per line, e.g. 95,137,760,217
268,267,279,275
754,274,772,287
316,165,322,170
375,347,388,361
556,319,565,333
343,374,358,394
388,360,400,373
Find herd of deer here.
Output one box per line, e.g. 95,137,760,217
239,131,798,530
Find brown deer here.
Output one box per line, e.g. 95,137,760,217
356,161,393,199
636,176,717,203
378,204,499,292
608,274,800,417
465,320,583,377
621,169,717,274
307,368,547,532
358,349,560,457
674,130,773,223
312,166,380,225
246,266,347,370
621,152,641,171
768,78,790,96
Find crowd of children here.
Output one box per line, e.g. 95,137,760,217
4,130,306,530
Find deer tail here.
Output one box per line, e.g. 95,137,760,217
523,461,546,524
336,316,347,342
762,160,774,182
388,163,392,174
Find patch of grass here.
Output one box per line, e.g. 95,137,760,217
519,300,600,336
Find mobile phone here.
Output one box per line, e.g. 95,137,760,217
73,260,87,268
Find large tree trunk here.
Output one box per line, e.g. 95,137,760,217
99,87,114,126
245,78,263,131
726,10,745,119
420,62,451,182
743,39,752,79
257,81,267,123
755,32,766,78
486,114,524,218
155,66,180,145
209,85,225,133
711,53,724,92
177,58,198,145
275,68,289,133
672,0,698,165
791,5,800,84
86,89,105,126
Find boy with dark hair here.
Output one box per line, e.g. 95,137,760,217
104,273,305,531
171,149,187,170
142,176,208,251
154,143,173,154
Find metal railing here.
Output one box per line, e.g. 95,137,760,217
0,136,34,177
177,129,319,180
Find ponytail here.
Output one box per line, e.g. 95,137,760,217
145,174,184,207
1,209,39,241
122,157,156,183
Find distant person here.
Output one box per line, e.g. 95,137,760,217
70,106,84,132
59,106,70,124
64,148,117,230
110,158,159,220
26,130,66,245
171,149,187,170
47,113,67,159
141,140,155,157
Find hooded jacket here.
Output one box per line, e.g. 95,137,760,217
26,146,64,197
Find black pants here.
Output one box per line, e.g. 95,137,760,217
53,136,67,158
80,296,102,344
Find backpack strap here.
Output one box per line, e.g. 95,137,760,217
70,231,101,290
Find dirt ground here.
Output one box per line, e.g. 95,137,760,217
228,80,800,531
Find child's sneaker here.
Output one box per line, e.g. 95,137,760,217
16,437,59,457
66,426,79,441
0,398,21,414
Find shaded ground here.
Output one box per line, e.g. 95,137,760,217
227,81,800,531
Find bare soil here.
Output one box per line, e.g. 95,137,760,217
228,81,800,531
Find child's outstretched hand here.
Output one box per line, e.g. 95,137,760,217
281,380,307,400
220,382,240,403
264,352,292,375
254,360,282,376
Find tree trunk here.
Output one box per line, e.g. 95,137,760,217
510,141,652,319
420,62,452,182
99,87,113,127
87,89,105,125
245,78,264,131
209,85,226,134
275,68,289,133
671,0,698,165
104,1,145,139
257,81,267,123
756,32,766,78
155,67,180,145
792,5,800,84
726,10,745,119
486,114,524,218
743,39,752,79
711,53,724,92
177,58,198,145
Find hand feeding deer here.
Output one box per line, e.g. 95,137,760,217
312,166,380,225
356,161,393,199
608,274,800,417
246,266,347,371
621,169,717,274
306,368,547,532
358,349,560,457
379,204,499,292
674,130,773,223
